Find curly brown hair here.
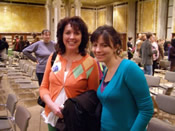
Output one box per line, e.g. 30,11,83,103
56,16,89,56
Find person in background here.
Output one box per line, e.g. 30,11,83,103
140,32,156,75
133,33,142,58
137,34,146,57
23,29,55,86
152,35,159,75
39,16,99,131
0,37,9,61
136,33,142,44
1,37,9,54
23,37,30,49
127,37,134,60
157,39,164,68
31,33,40,44
18,36,25,52
13,35,19,51
169,38,175,71
164,40,171,56
90,25,153,131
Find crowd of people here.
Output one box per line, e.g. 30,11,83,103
0,33,40,61
127,32,175,75
1,15,175,131
12,33,40,52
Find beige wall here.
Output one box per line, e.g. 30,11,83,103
113,5,128,33
81,9,96,33
0,3,46,33
97,8,106,27
137,0,157,33
71,8,75,17
60,7,96,33
61,7,65,19
0,1,161,37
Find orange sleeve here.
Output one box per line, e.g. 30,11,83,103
87,59,99,91
39,53,52,99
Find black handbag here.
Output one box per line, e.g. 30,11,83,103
37,52,57,108
37,96,45,107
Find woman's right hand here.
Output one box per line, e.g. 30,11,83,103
50,103,63,118
42,94,63,118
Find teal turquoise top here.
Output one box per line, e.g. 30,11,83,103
97,59,154,131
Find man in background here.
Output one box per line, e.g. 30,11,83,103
140,32,156,75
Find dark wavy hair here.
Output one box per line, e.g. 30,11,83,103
90,25,122,49
56,16,89,56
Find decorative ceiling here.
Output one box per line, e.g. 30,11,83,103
0,0,127,6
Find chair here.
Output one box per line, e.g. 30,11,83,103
0,105,31,131
147,117,175,131
160,71,175,95
133,57,141,64
145,75,161,87
0,94,18,119
147,94,175,131
145,73,175,95
159,60,170,70
165,71,175,82
155,94,175,117
145,75,161,95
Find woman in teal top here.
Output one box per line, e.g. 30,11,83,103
90,25,154,131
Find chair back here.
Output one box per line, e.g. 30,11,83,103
145,75,161,87
156,94,175,115
15,105,31,131
165,71,175,83
159,60,170,70
147,118,175,131
133,57,141,63
6,94,18,116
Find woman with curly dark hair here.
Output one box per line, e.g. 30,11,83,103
39,16,99,131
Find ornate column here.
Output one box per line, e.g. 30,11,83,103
53,0,62,42
157,0,168,39
45,0,52,30
127,0,136,44
106,5,113,26
74,0,81,16
64,0,71,17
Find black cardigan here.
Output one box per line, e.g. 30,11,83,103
56,90,101,131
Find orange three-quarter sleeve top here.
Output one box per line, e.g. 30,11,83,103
40,53,99,116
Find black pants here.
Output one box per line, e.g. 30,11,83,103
128,52,133,60
36,73,44,86
36,73,45,107
152,60,157,76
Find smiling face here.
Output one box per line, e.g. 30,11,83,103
63,24,82,52
92,35,116,64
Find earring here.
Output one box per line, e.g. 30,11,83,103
116,48,121,56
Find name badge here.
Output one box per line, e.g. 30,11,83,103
52,62,61,73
